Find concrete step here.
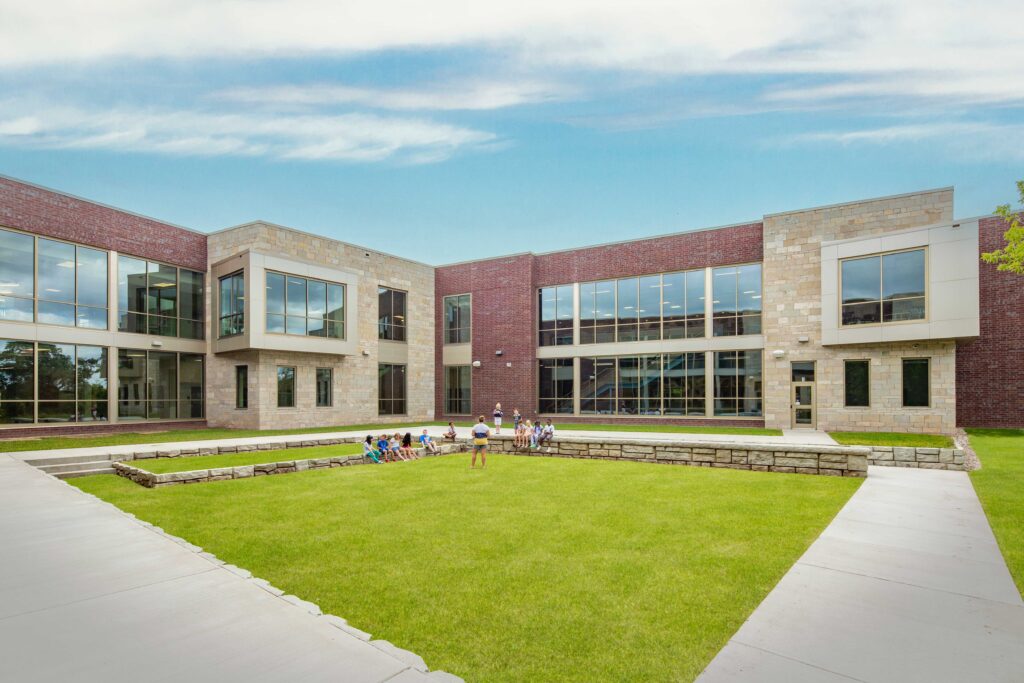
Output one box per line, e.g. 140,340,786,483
53,467,116,479
22,452,115,467
38,460,117,475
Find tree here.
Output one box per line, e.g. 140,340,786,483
981,180,1024,274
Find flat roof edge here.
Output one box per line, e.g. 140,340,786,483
764,186,955,219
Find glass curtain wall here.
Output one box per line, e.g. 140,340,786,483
712,264,762,336
538,358,574,413
713,350,763,416
578,270,706,344
578,353,705,416
0,341,108,424
266,272,345,338
117,350,204,420
118,257,204,339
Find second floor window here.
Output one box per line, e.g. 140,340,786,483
378,287,407,341
218,271,245,338
266,272,345,339
841,249,925,326
119,256,204,339
539,285,573,346
712,264,762,337
443,294,471,344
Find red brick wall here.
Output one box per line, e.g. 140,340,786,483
0,177,207,271
956,216,1024,428
434,223,765,425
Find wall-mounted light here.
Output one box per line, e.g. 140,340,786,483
361,350,370,356
506,362,512,368
495,350,504,356
472,360,482,368
151,340,163,348
771,349,785,358
797,336,809,344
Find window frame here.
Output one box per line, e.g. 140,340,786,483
712,349,763,417
115,348,204,422
378,363,407,415
843,359,870,408
537,358,574,414
901,357,931,408
378,287,408,342
443,293,472,345
538,285,574,347
444,365,472,415
711,262,762,338
315,367,333,408
218,270,245,339
839,247,928,328
235,365,248,410
276,365,297,409
118,254,205,340
265,270,346,340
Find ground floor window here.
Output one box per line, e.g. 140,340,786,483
844,360,870,407
538,358,574,414
0,340,109,424
276,366,296,408
578,353,705,416
378,363,407,415
235,365,248,409
713,350,762,416
444,365,471,414
902,358,930,407
316,367,333,407
118,349,204,420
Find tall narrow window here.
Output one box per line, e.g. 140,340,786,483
538,286,573,346
378,363,407,414
664,352,706,416
218,271,245,338
579,281,616,344
444,294,472,344
902,358,930,407
844,360,870,407
316,368,333,407
277,366,296,408
444,365,471,414
580,357,616,414
378,288,407,342
616,278,639,342
662,270,705,339
712,264,761,336
842,249,926,325
179,354,204,419
235,365,248,409
538,358,573,413
713,350,762,416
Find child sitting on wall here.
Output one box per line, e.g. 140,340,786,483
401,432,418,460
363,435,383,463
419,429,439,454
378,434,394,462
390,433,407,461
444,422,458,441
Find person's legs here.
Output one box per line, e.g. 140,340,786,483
471,445,479,468
480,447,486,468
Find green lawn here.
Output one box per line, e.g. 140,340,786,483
828,431,953,448
72,455,858,681
1,422,780,452
134,444,365,474
968,428,1024,595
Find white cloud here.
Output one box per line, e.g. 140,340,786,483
217,80,574,111
0,104,497,163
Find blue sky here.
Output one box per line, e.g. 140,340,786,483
0,1,1021,263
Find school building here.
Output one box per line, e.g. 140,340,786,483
0,174,1020,436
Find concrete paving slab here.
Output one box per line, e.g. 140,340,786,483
699,642,860,682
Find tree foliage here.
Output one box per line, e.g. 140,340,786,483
981,180,1024,274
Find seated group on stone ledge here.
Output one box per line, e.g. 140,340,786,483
363,430,440,463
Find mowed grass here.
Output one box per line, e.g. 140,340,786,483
828,431,954,448
136,444,365,474
72,455,859,681
1,422,780,453
969,428,1024,595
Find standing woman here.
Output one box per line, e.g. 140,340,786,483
493,403,504,434
471,415,490,469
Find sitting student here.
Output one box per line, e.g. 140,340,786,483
401,432,418,460
363,435,383,463
390,433,407,461
531,420,543,449
538,419,555,447
513,420,528,448
419,429,439,454
377,434,394,462
443,421,458,441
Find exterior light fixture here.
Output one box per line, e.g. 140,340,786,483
797,336,809,344
495,350,504,356
771,349,785,358
472,360,482,368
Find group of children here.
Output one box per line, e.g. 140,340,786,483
363,429,440,463
512,416,556,449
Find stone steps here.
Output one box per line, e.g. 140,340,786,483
51,465,117,479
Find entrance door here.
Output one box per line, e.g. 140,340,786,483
790,361,816,429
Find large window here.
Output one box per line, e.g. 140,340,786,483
378,363,407,415
712,264,762,336
902,358,930,407
316,368,333,407
118,256,204,339
579,353,704,416
539,286,574,346
0,341,108,424
538,358,574,413
116,349,203,421
0,229,108,329
579,270,706,344
713,350,763,416
841,249,926,326
266,272,345,339
219,271,245,338
235,366,248,409
277,366,296,408
444,294,471,344
378,288,407,342
844,360,870,407
444,365,472,414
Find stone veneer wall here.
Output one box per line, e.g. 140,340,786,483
485,435,869,477
867,446,964,470
206,224,435,429
761,190,957,433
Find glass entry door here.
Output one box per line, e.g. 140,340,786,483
790,361,816,429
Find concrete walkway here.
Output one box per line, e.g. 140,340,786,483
698,466,1024,682
0,454,460,683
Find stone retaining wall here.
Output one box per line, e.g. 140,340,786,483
116,435,366,462
868,446,965,471
485,435,869,477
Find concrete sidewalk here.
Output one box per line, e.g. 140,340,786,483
0,454,460,683
698,466,1024,682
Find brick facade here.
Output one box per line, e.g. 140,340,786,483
955,215,1024,428
0,176,207,270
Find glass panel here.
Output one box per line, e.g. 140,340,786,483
38,401,78,423
794,385,812,405
77,346,108,403
327,284,345,321
179,319,203,340
266,314,285,334
445,365,471,414
841,256,880,304
147,262,177,318
38,239,75,303
147,352,178,415
118,256,148,326
555,285,574,345
77,306,107,330
286,276,306,317
286,315,306,335
0,401,34,424
883,297,925,323
307,280,327,318
842,302,881,326
38,301,75,326
38,343,76,401
737,314,761,335
378,287,392,339
795,408,813,425
148,315,177,337
712,316,737,337
638,276,661,341
685,270,705,319
639,355,661,414
686,352,706,415
235,366,248,409
0,340,35,401
0,229,35,299
844,360,869,407
661,273,685,340
76,246,108,309
616,279,638,342
179,270,204,323
0,295,33,323
737,264,762,314
117,349,147,420
149,400,177,420
791,361,815,382
902,358,929,407
458,294,471,343
739,350,763,416
277,366,296,408
316,368,332,407
78,398,108,422
266,272,285,315
392,291,407,341
712,267,737,315
179,354,204,419
882,250,925,300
